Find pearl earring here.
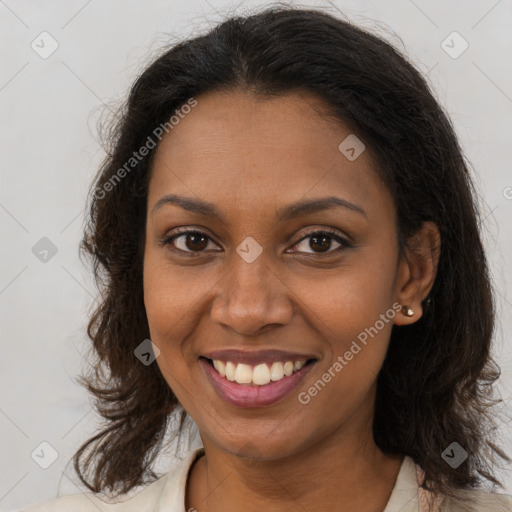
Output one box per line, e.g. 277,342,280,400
401,305,414,317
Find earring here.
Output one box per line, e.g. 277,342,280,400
401,305,414,317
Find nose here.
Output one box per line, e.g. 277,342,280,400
210,251,293,336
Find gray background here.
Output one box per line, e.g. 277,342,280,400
1,1,511,510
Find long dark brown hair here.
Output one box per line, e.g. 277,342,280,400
74,4,510,506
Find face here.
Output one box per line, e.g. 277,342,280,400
143,89,404,461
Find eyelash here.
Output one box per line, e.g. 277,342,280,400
160,227,352,256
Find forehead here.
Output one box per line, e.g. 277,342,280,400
148,89,393,224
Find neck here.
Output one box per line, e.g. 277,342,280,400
186,405,404,512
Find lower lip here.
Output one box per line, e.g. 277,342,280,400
199,358,316,408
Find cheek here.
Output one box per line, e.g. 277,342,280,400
293,254,396,345
142,253,216,391
294,298,394,440
143,266,197,408
143,255,187,371
291,255,396,403
143,249,200,338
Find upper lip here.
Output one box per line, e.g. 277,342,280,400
201,349,317,365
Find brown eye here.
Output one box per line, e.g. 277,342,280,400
162,228,351,256
291,230,350,255
163,230,218,253
181,232,209,251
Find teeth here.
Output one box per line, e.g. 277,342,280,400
252,364,271,385
294,360,306,371
213,359,226,377
225,361,236,381
234,363,252,384
209,358,309,385
270,362,284,381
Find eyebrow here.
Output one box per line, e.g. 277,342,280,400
151,194,367,221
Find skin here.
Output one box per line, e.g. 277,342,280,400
143,89,441,512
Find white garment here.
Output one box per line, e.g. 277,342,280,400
21,447,512,512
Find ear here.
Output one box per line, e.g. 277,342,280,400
393,221,441,326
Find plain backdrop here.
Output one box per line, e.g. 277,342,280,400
1,1,511,510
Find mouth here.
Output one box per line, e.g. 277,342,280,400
199,354,318,407
200,356,316,385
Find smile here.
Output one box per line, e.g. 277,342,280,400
199,353,317,408
208,358,309,385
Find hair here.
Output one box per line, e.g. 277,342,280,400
74,3,510,508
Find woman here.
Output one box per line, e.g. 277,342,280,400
23,5,512,512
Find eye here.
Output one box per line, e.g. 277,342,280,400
289,229,351,255
161,228,220,254
161,227,351,256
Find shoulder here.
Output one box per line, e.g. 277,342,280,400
20,477,168,512
21,447,205,512
406,457,512,512
442,488,512,512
